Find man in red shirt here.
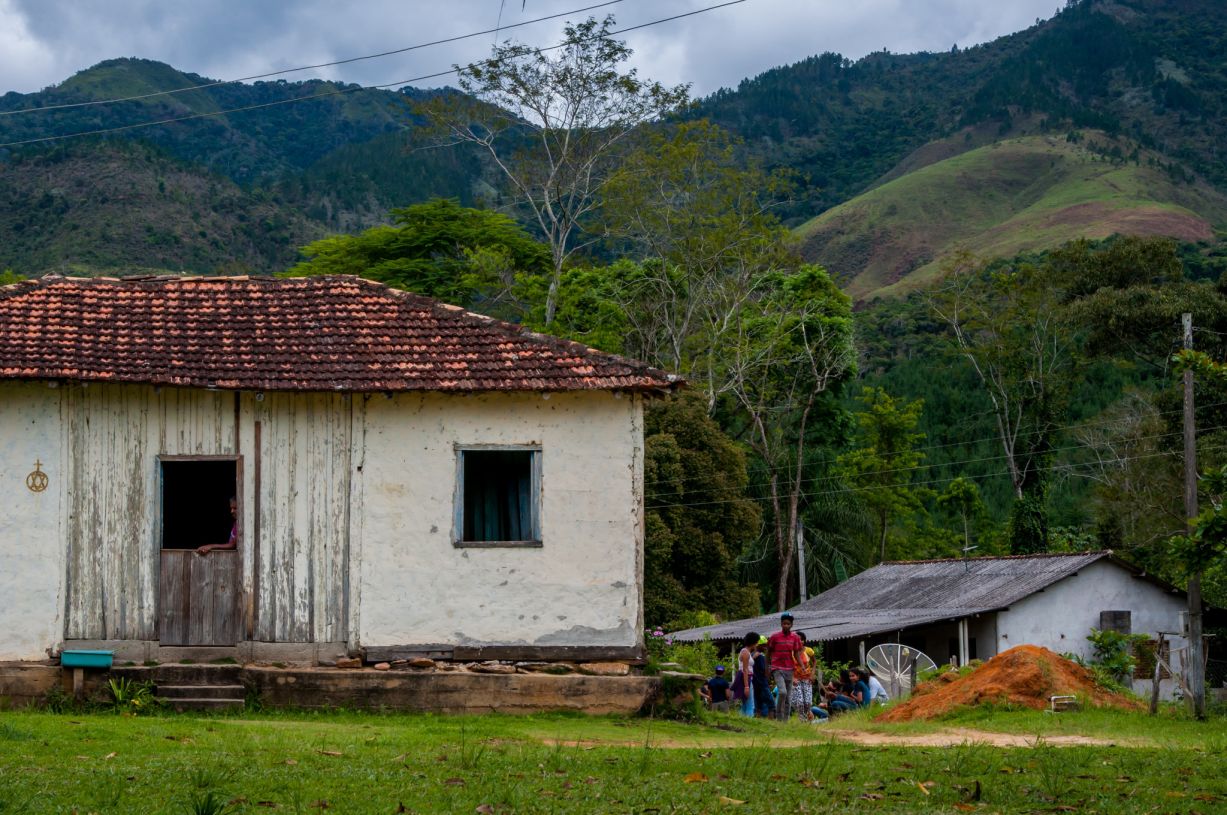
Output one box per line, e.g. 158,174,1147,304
766,613,805,722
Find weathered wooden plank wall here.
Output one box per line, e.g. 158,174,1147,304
64,385,234,641
252,392,352,643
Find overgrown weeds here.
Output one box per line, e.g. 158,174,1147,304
106,676,161,714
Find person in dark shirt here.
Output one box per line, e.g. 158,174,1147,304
829,667,871,712
751,636,775,718
700,665,732,712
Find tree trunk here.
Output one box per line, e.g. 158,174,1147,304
544,272,560,325
878,510,889,563
769,470,793,612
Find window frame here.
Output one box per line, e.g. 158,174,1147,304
156,454,242,552
452,444,542,548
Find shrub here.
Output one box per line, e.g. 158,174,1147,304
1086,628,1148,691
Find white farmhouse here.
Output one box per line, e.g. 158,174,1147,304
0,274,677,664
676,552,1194,697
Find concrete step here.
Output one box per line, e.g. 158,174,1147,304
162,697,245,713
115,664,242,685
156,684,246,700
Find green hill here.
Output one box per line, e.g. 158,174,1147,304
0,141,323,275
794,133,1227,300
698,0,1227,224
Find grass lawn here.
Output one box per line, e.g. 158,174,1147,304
1,706,1224,814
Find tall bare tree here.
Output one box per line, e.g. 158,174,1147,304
598,121,795,404
419,15,688,324
928,252,1074,552
723,265,857,610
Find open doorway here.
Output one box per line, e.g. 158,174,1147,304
158,457,243,646
161,459,238,550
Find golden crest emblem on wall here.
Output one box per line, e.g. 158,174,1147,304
26,460,48,493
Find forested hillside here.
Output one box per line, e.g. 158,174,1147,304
698,0,1227,221
0,58,486,273
3,0,1227,283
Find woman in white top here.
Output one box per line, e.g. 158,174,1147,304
865,670,890,704
732,631,758,717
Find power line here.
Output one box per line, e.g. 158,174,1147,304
645,420,1226,504
0,1,747,149
643,396,1227,498
645,442,1224,512
0,0,624,117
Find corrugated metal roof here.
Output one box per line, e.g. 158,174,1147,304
674,551,1113,643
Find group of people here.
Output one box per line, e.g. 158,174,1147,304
698,613,889,722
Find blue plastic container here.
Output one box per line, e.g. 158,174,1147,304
60,649,114,669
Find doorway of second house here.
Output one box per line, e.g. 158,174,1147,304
158,458,243,646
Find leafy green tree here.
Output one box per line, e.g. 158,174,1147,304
936,476,987,553
642,393,762,626
834,387,928,563
929,252,1075,553
724,265,857,609
0,269,26,285
284,199,548,312
419,15,688,324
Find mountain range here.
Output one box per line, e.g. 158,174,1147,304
1,0,1225,298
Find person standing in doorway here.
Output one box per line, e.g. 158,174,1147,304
196,497,237,555
766,613,804,721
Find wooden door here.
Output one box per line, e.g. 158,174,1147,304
158,551,243,646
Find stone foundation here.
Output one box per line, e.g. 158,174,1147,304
1,662,662,715
246,666,659,714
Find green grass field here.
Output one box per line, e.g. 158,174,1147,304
1,705,1224,814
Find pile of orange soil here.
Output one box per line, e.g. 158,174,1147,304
877,644,1143,722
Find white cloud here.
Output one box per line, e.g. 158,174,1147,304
1,0,1060,97
0,0,58,93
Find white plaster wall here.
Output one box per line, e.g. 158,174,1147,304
356,391,643,649
995,559,1188,694
0,382,65,659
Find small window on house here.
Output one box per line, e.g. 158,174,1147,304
160,458,239,550
455,448,541,547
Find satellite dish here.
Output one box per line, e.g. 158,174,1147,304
866,643,939,698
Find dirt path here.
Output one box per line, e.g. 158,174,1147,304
543,727,1148,750
829,727,1146,748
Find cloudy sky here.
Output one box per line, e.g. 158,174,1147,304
1,0,1060,98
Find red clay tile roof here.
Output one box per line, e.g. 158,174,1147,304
0,275,680,393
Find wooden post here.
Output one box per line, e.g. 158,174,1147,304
1182,313,1207,719
1149,633,1164,715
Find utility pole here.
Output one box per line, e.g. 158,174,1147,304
1182,313,1206,719
795,521,808,603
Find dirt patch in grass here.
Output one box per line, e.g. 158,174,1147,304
832,727,1144,748
877,645,1143,722
1035,201,1213,241
542,725,1142,750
